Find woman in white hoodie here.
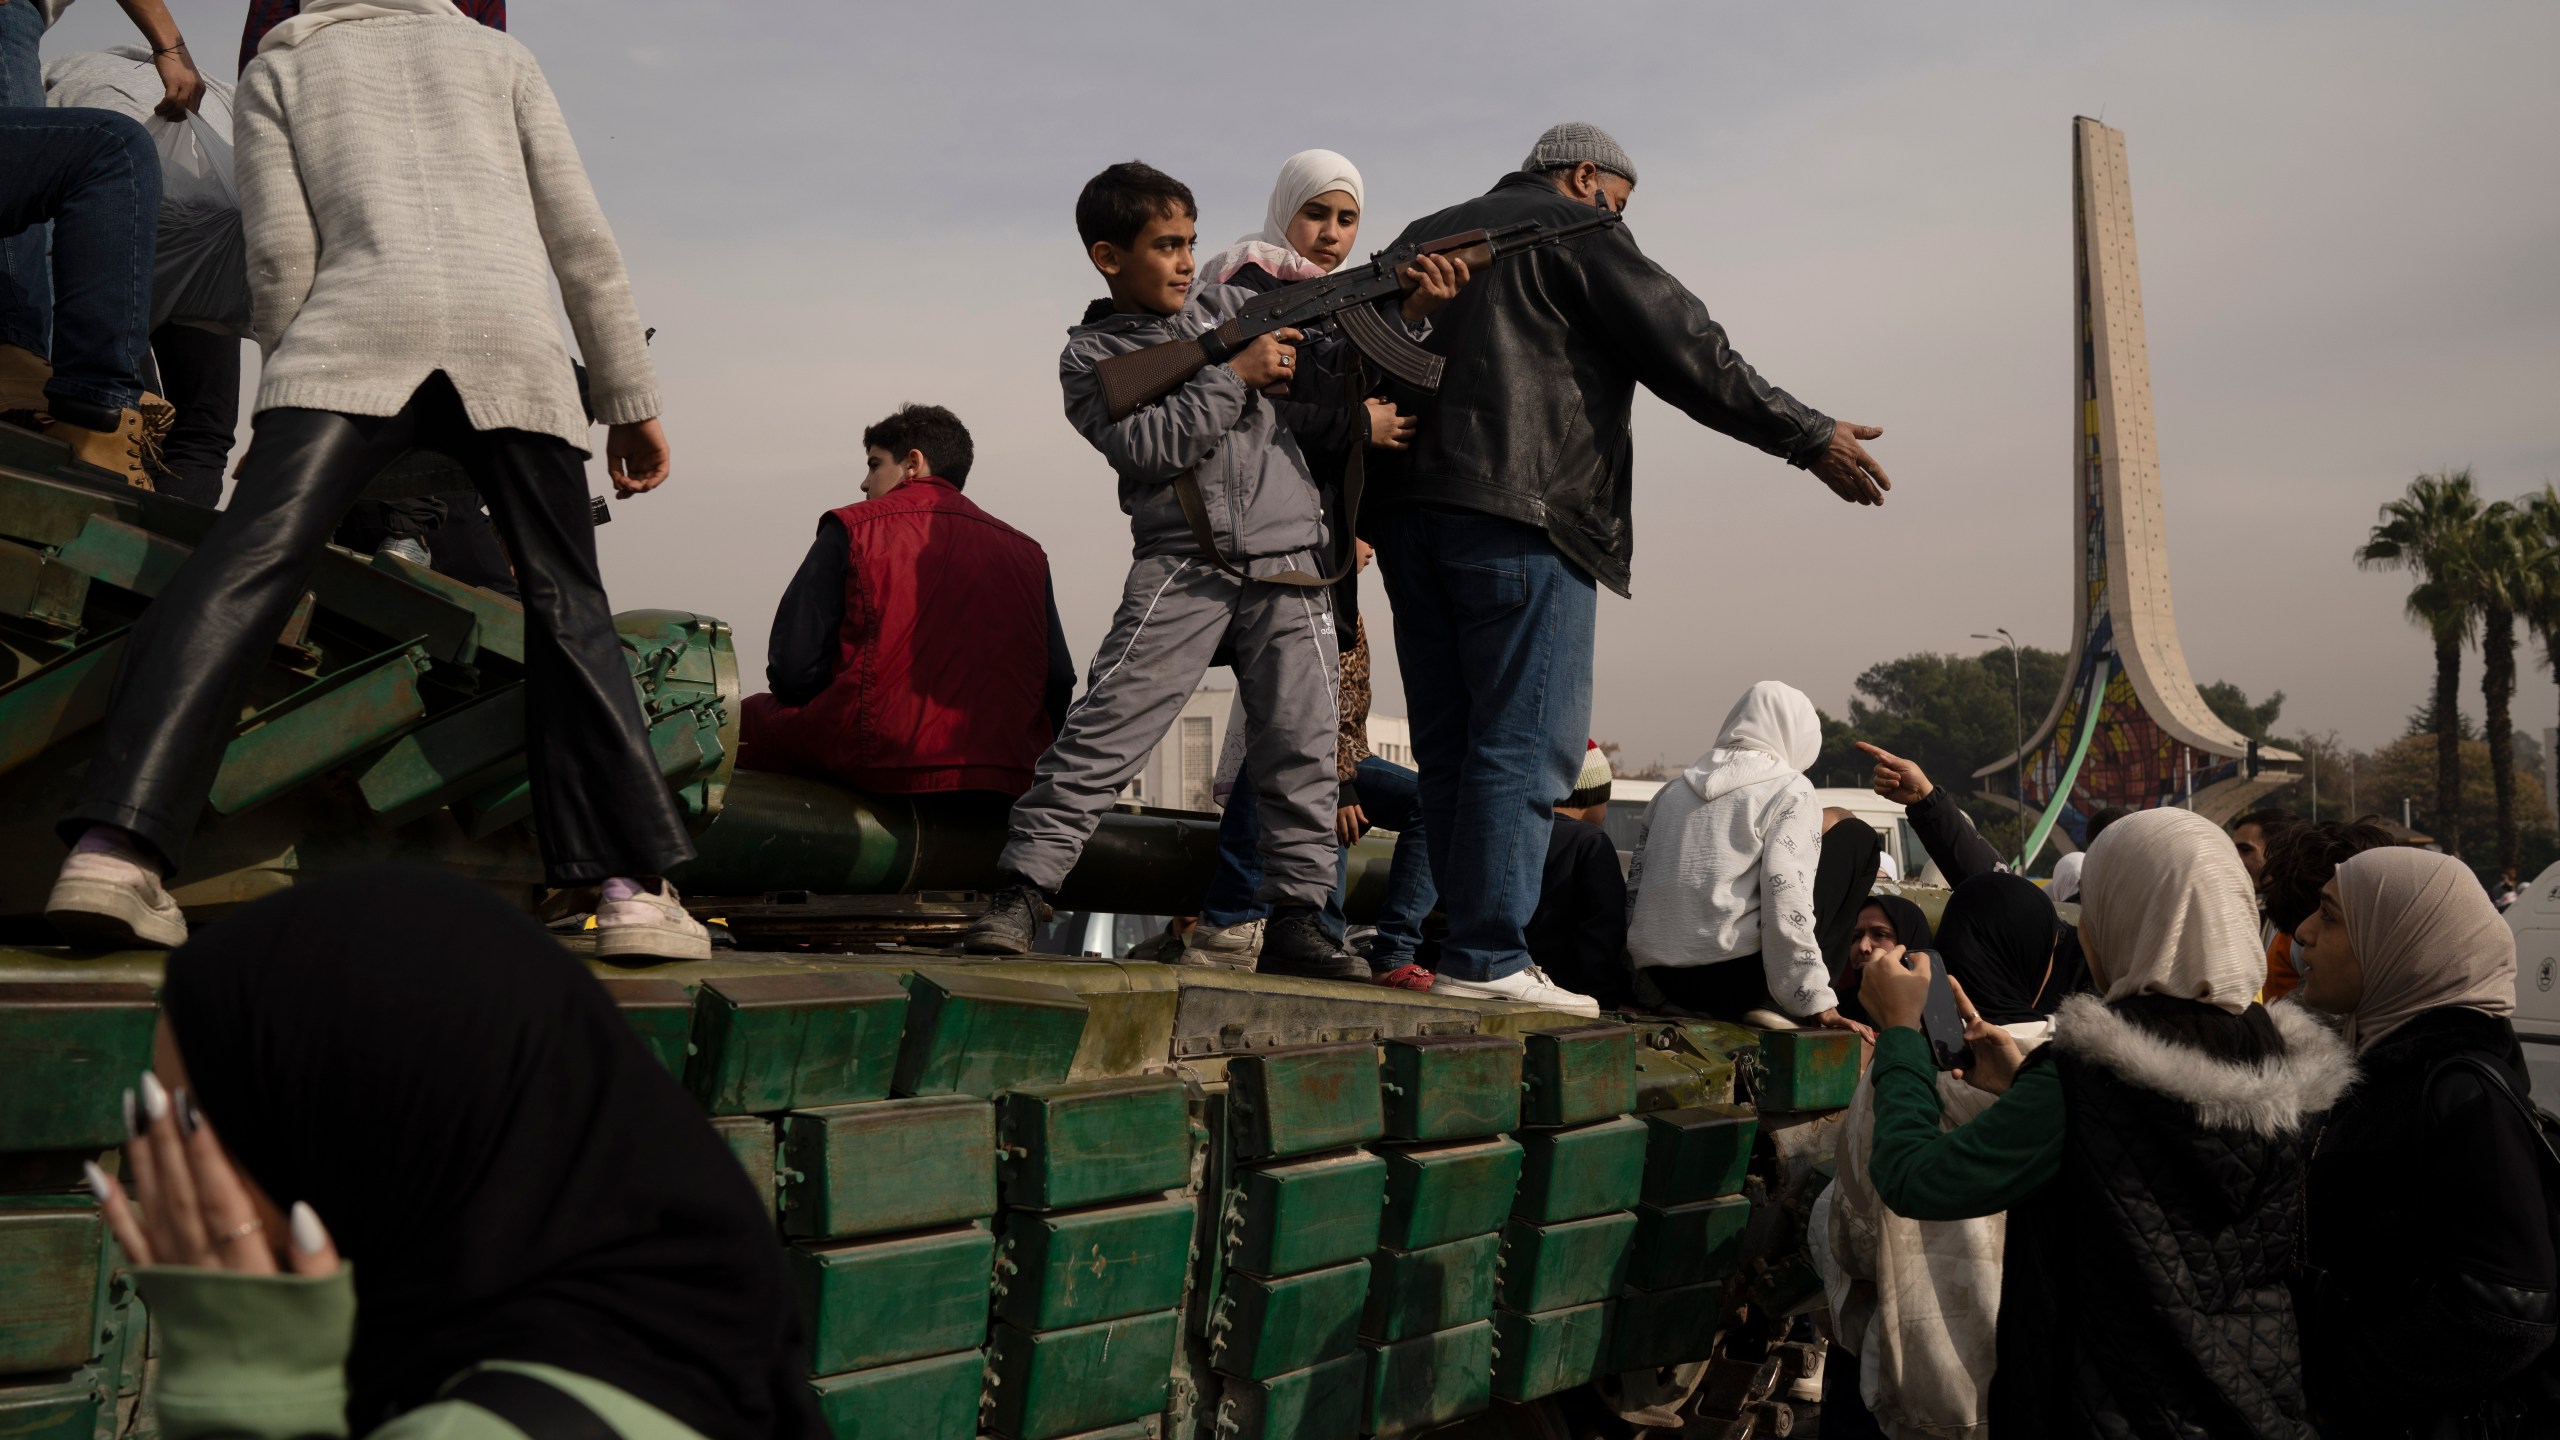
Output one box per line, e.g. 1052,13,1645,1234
1628,681,1863,1032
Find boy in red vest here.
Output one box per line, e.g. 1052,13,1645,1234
739,404,1073,796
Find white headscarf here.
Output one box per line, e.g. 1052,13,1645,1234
2334,847,2517,1053
2049,850,2085,904
1198,149,1365,286
1681,681,1822,806
2076,808,2266,1013
258,0,462,56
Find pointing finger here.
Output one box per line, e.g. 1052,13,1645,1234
1854,742,1896,762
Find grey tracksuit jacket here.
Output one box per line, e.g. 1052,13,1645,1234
999,287,1341,907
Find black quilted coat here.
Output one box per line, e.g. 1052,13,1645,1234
1992,994,2354,1438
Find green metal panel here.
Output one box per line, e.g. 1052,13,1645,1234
779,1095,995,1241
1756,1030,1862,1112
0,537,88,628
1359,1231,1499,1343
1639,1104,1758,1206
0,1367,105,1440
994,1195,1193,1331
1210,1258,1369,1380
1376,1137,1523,1252
52,514,190,598
354,684,527,825
807,1348,982,1440
983,1309,1179,1440
599,976,691,1077
1359,1318,1494,1438
1495,1211,1636,1313
0,982,157,1152
1610,1279,1725,1371
996,1073,1190,1211
0,1205,100,1374
709,1115,777,1223
1512,1116,1647,1224
686,972,909,1115
1628,1195,1750,1291
0,628,126,782
893,970,1089,1099
792,1223,993,1374
1518,1023,1636,1128
369,547,526,663
1631,1040,1733,1112
1226,1043,1383,1162
1377,1034,1520,1142
207,644,433,815
1226,1150,1385,1278
1490,1301,1611,1403
1212,1351,1364,1440
307,545,481,663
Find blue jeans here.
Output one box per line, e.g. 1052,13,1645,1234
1201,754,1438,969
0,105,158,413
1373,508,1596,982
0,0,46,355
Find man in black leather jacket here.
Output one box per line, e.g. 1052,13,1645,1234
1372,122,1894,1013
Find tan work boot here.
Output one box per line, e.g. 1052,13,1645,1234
0,343,49,416
44,393,171,490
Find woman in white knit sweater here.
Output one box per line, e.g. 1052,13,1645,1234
1628,680,1865,1033
44,0,708,962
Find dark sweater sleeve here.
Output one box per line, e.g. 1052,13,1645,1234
1905,787,2008,887
1043,578,1075,737
1570,830,1629,980
766,515,847,706
1868,1028,2065,1221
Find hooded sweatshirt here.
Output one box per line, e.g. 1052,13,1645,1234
1626,681,1833,1017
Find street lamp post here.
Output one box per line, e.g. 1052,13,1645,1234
1973,629,2025,862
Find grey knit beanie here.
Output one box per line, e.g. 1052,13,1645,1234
1522,122,1637,184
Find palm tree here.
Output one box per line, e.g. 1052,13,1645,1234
2522,487,2560,833
2357,469,2482,858
2469,499,2528,880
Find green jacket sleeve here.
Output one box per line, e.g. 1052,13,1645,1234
136,1266,355,1440
1866,1027,2065,1221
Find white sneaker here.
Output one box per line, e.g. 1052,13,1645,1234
594,882,712,963
1430,965,1601,1018
46,848,189,949
1181,919,1263,969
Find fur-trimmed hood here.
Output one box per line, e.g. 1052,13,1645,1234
2051,994,2356,1136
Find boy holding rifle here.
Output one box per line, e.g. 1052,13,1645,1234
961,161,1463,971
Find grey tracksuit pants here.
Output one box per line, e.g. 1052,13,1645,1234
1001,551,1340,907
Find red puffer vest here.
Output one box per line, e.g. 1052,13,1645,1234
741,478,1053,795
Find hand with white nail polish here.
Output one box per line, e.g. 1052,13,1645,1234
97,1067,337,1278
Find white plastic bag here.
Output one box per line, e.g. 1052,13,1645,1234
43,47,250,335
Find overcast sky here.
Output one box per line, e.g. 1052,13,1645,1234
49,0,2560,771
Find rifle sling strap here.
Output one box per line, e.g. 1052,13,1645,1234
442,1368,620,1440
1173,356,1366,590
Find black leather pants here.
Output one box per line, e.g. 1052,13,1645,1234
63,373,695,885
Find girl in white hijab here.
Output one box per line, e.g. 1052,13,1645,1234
2292,847,2553,1438
1198,148,1366,286
1627,681,1861,1030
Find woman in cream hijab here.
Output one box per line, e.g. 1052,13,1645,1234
1858,807,2352,1439
2292,848,2555,1438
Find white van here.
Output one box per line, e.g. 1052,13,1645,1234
2503,862,2560,1097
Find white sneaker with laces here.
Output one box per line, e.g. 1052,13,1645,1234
1181,919,1263,969
594,883,712,962
46,848,189,949
1430,964,1601,1018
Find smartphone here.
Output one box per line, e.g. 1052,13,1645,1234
1906,947,1976,1073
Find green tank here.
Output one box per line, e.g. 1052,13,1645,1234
0,437,1865,1439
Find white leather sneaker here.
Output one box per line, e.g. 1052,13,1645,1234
594,882,712,963
1181,918,1263,969
46,849,188,949
1430,965,1602,1018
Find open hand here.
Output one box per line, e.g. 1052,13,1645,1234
1337,801,1368,847
1857,943,1929,1032
1810,422,1890,506
1811,1007,1876,1043
1231,329,1302,391
1365,398,1415,450
1397,253,1471,322
607,418,672,497
1949,978,2024,1095
90,1071,338,1277
1855,742,1933,806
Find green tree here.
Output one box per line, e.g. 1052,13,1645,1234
2356,468,2484,859
2198,681,2284,743
2470,499,2531,878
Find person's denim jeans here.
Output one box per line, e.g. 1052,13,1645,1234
1373,507,1596,982
0,105,158,414
0,0,48,356
1201,755,1438,971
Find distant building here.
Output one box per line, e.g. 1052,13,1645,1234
1124,683,1410,812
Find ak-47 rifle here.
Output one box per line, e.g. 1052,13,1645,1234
1095,208,1625,422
